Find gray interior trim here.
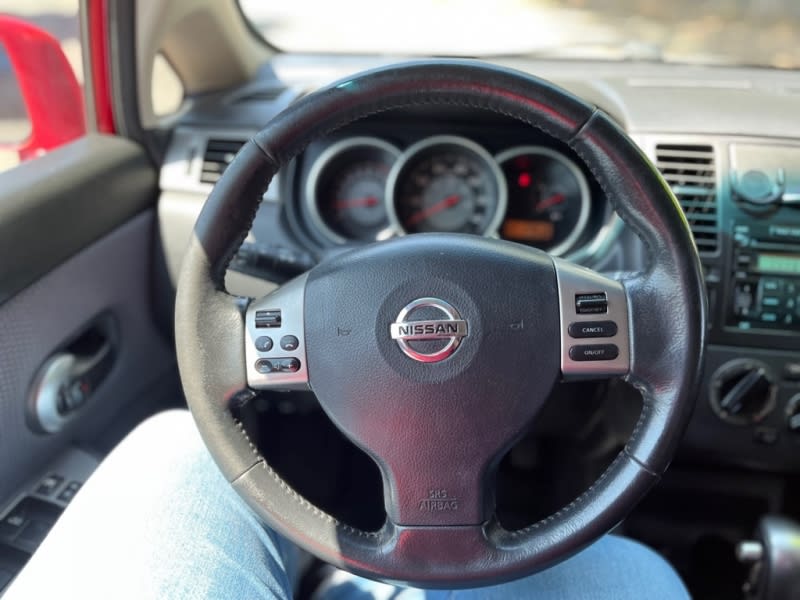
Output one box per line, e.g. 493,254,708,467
0,135,157,305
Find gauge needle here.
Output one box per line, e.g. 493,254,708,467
406,195,461,226
335,196,380,210
535,193,565,212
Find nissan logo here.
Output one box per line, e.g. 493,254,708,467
390,298,468,363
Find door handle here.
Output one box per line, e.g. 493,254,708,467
28,317,117,433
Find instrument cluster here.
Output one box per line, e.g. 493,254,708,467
302,134,601,256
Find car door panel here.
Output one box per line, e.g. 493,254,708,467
0,137,173,508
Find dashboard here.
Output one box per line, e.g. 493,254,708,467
159,56,800,476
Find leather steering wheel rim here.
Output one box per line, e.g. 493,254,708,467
175,60,706,588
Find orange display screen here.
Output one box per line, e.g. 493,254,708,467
502,219,555,242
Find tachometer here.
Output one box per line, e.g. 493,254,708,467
496,146,591,255
306,137,399,243
387,136,506,235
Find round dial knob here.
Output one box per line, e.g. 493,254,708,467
710,359,776,425
731,168,786,215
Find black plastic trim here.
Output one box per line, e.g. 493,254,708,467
0,135,157,305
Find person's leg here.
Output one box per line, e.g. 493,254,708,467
316,534,689,600
6,407,689,600
4,410,296,600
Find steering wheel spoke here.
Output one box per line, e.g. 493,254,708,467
554,258,631,381
375,439,495,528
245,273,310,391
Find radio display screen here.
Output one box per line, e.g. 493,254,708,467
757,252,800,274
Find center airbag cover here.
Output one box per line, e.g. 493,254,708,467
305,234,560,526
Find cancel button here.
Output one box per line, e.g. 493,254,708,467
568,320,618,339
569,344,619,362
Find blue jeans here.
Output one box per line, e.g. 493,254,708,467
5,410,689,599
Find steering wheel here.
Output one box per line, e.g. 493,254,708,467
175,60,706,588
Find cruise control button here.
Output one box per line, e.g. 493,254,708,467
575,293,608,314
569,344,619,362
255,336,273,352
568,321,618,339
280,335,299,351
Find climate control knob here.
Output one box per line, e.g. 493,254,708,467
710,359,776,425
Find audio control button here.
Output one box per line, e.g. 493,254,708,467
575,293,607,315
255,358,300,374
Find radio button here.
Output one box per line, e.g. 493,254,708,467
734,283,755,316
762,296,781,308
568,321,618,339
762,279,781,293
255,309,282,329
761,312,779,323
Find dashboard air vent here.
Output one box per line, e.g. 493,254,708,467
654,144,719,254
200,138,246,185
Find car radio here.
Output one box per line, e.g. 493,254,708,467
729,222,800,331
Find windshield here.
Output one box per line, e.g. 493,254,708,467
239,0,800,69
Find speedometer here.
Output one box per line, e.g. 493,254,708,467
387,136,506,236
496,146,591,255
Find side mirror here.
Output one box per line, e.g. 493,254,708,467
0,14,85,161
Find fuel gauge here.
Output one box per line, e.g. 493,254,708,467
496,146,591,255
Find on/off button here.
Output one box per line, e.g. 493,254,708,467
569,344,619,362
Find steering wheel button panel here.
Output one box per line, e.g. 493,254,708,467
245,273,309,390
555,258,630,379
